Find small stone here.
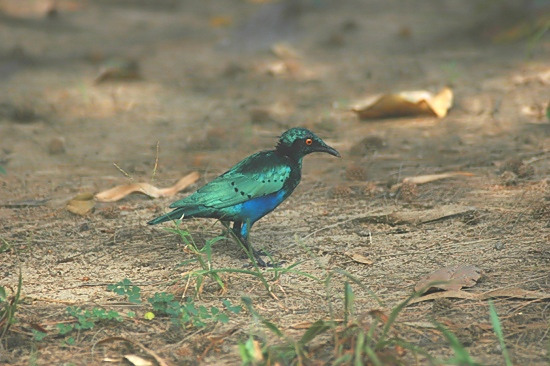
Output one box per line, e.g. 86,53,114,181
48,137,66,155
494,242,505,250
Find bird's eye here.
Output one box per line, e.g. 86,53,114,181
305,138,313,145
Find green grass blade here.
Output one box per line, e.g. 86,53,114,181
489,300,512,366
364,343,383,366
1,267,22,339
334,268,383,306
344,282,354,324
354,330,365,366
434,321,477,365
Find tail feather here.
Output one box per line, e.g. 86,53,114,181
147,208,186,225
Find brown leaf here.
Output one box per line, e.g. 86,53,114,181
409,287,550,305
124,354,154,366
402,171,474,185
159,172,200,197
66,193,95,216
345,251,373,265
415,264,482,293
479,288,550,301
95,171,199,202
352,87,453,119
95,337,171,366
390,171,474,194
410,290,478,304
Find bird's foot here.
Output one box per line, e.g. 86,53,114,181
265,260,286,268
254,249,268,256
247,249,285,268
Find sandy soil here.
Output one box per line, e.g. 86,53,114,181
0,0,549,365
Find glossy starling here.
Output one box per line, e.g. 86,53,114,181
148,127,340,266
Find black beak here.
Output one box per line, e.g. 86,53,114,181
318,143,341,158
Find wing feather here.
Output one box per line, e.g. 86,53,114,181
169,151,291,209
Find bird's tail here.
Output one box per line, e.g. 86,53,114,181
147,208,186,225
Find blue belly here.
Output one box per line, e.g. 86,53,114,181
226,190,286,222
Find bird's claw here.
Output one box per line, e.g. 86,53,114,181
252,252,285,268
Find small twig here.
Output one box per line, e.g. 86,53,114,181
152,140,160,182
60,280,165,290
113,162,133,181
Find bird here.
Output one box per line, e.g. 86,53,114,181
148,127,340,266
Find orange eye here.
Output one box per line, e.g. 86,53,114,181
305,138,313,145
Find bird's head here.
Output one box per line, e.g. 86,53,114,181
276,127,340,160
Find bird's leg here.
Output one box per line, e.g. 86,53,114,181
232,221,242,239
239,221,268,267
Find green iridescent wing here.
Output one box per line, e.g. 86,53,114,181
169,152,291,210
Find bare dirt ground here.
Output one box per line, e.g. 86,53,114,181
0,0,549,365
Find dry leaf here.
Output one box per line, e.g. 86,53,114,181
345,251,373,265
103,357,123,363
480,288,550,300
95,337,170,366
415,264,482,293
124,354,153,366
391,171,474,192
402,171,474,185
95,171,199,202
352,87,453,119
66,192,95,216
409,287,550,305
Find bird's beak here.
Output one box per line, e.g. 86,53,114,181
318,143,341,158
